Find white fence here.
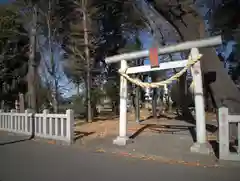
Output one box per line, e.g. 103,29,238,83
0,109,74,144
219,107,240,161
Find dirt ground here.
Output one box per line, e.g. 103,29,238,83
74,109,217,142
74,109,151,140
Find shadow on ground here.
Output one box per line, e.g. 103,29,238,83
93,115,118,122
129,124,195,139
142,110,218,144
74,121,88,127
209,140,238,159
129,118,221,159
144,113,218,132
0,137,32,146
0,131,95,145
74,131,95,141
75,113,118,124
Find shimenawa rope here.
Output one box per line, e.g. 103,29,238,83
118,53,202,88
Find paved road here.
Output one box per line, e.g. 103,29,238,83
0,133,239,181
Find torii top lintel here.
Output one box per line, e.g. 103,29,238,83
105,36,222,64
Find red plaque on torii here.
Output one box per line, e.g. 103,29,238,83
149,47,159,68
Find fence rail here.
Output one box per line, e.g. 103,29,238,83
218,107,240,161
0,109,74,144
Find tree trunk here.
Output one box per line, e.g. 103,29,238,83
135,85,140,122
52,80,58,113
77,81,81,96
1,100,4,110
179,73,188,115
82,0,93,122
47,0,58,113
153,1,240,114
27,4,38,112
19,93,25,113
151,87,158,118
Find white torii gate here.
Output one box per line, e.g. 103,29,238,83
105,36,222,155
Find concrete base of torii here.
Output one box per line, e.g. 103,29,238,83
190,142,213,155
113,136,133,146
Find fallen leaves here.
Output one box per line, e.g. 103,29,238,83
95,148,106,153
110,150,221,168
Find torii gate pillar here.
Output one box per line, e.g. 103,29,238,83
113,60,130,146
190,48,213,155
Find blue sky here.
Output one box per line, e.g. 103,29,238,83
139,31,152,65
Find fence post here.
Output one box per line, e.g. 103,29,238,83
10,109,16,132
218,107,229,159
190,48,212,155
43,109,49,136
66,109,74,144
113,59,129,146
